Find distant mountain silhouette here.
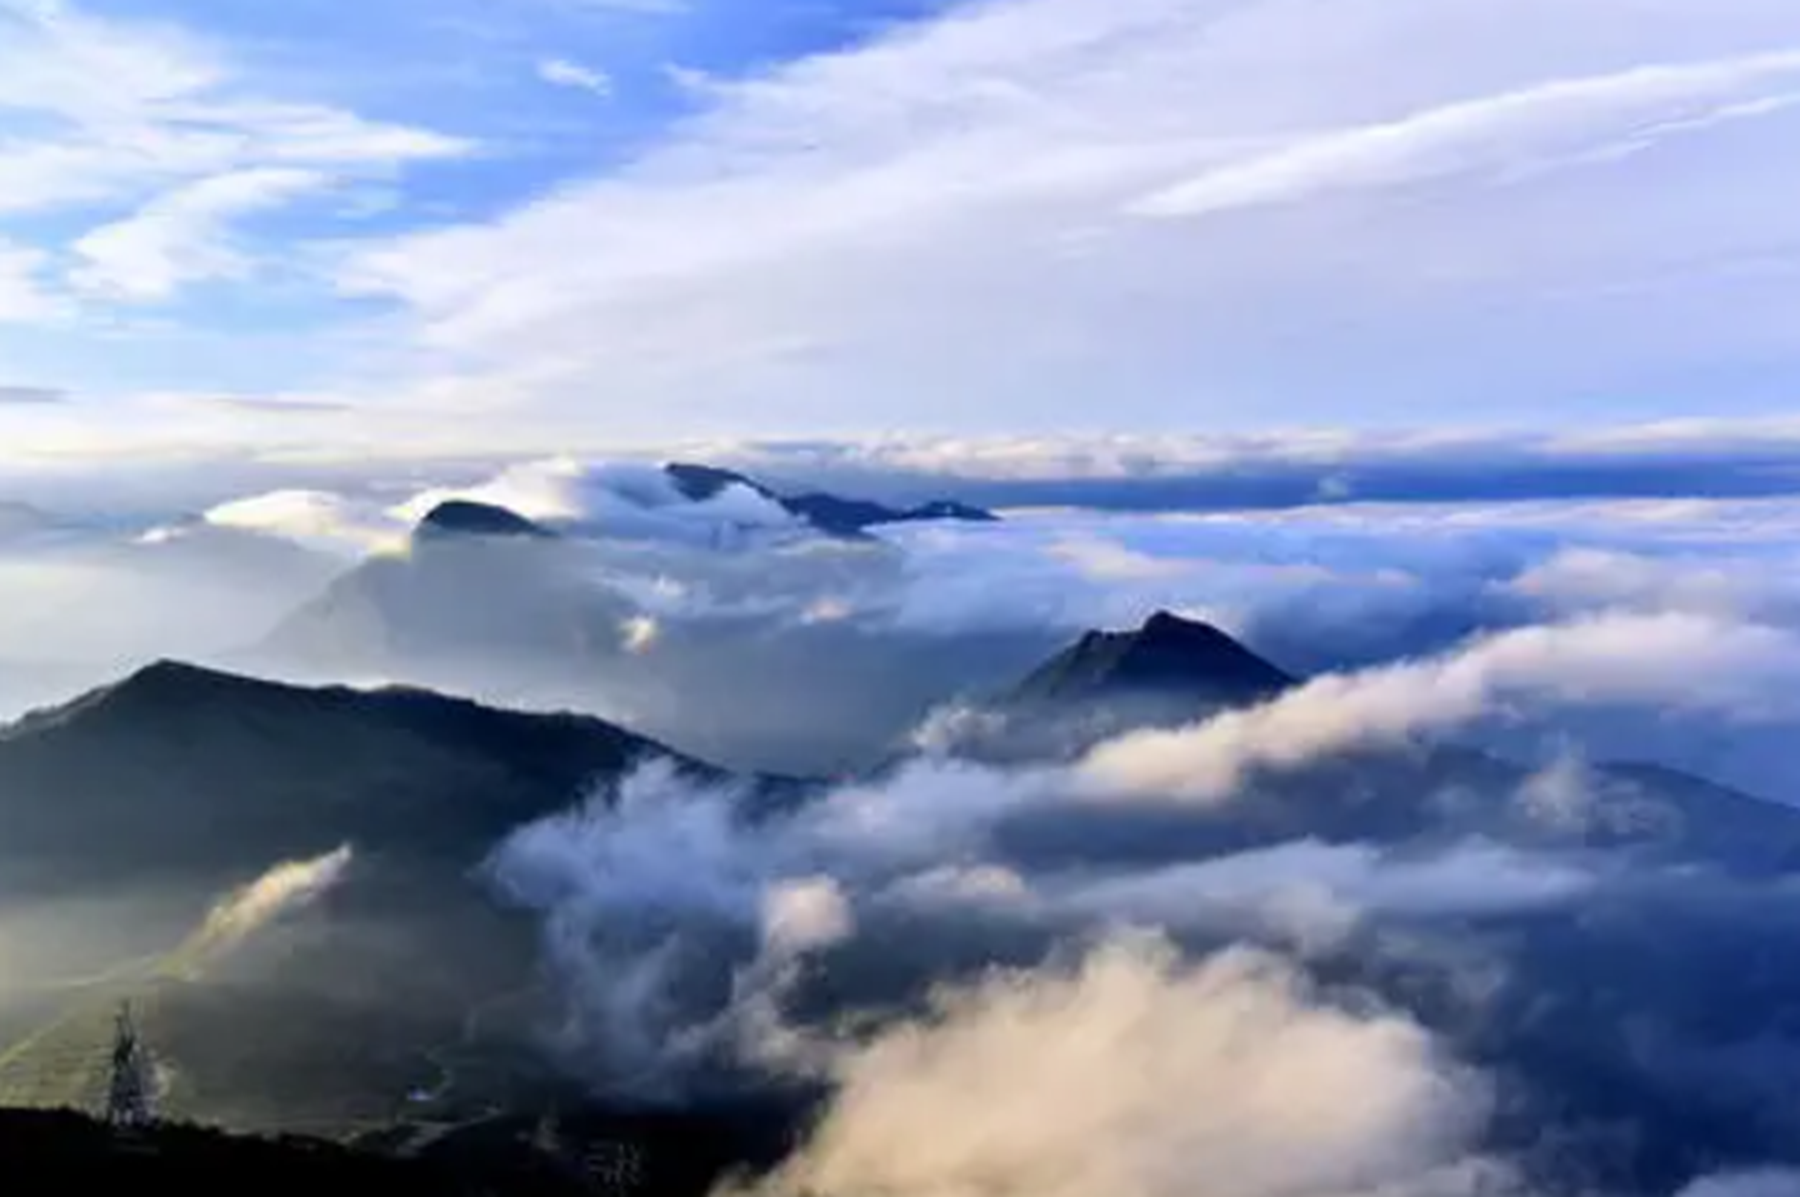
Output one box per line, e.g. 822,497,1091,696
0,660,708,895
663,462,998,537
1009,610,1296,710
260,502,632,673
413,500,553,543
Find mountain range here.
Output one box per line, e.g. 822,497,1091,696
0,659,716,899
6,601,1800,1192
251,479,1037,775
663,462,997,537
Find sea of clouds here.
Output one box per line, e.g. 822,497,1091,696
7,443,1800,1193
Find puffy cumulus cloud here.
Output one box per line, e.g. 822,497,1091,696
1079,613,1800,804
745,934,1503,1197
178,844,354,969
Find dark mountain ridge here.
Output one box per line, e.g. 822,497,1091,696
0,659,710,895
664,461,998,537
0,663,776,1141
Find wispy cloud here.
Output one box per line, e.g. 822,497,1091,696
5,0,1800,453
1132,50,1800,218
537,57,614,96
73,168,331,301
0,0,471,316
327,0,1800,447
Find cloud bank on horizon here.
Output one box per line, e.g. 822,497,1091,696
0,0,1799,461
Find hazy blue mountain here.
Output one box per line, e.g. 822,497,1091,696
259,506,633,675
663,462,998,537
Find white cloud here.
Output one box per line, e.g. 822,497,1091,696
538,57,613,96
1132,50,1800,218
202,487,403,556
331,0,1800,444
1049,839,1597,934
0,0,470,314
73,168,330,301
0,3,466,214
1079,612,1800,804
747,934,1501,1197
761,876,855,959
178,844,354,968
395,457,806,545
619,614,660,653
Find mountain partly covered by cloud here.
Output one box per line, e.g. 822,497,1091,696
664,463,997,539
9,0,1800,1188
1008,608,1295,713
0,658,757,1136
4,448,1800,1193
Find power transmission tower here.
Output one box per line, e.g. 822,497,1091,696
105,1002,155,1130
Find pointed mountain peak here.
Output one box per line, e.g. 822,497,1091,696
1137,609,1249,650
1009,611,1295,710
101,658,308,709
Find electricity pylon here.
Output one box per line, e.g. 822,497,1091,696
104,1002,155,1130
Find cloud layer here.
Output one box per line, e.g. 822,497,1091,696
747,935,1497,1197
5,1,1800,454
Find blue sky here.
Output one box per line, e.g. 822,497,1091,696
3,0,1800,466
